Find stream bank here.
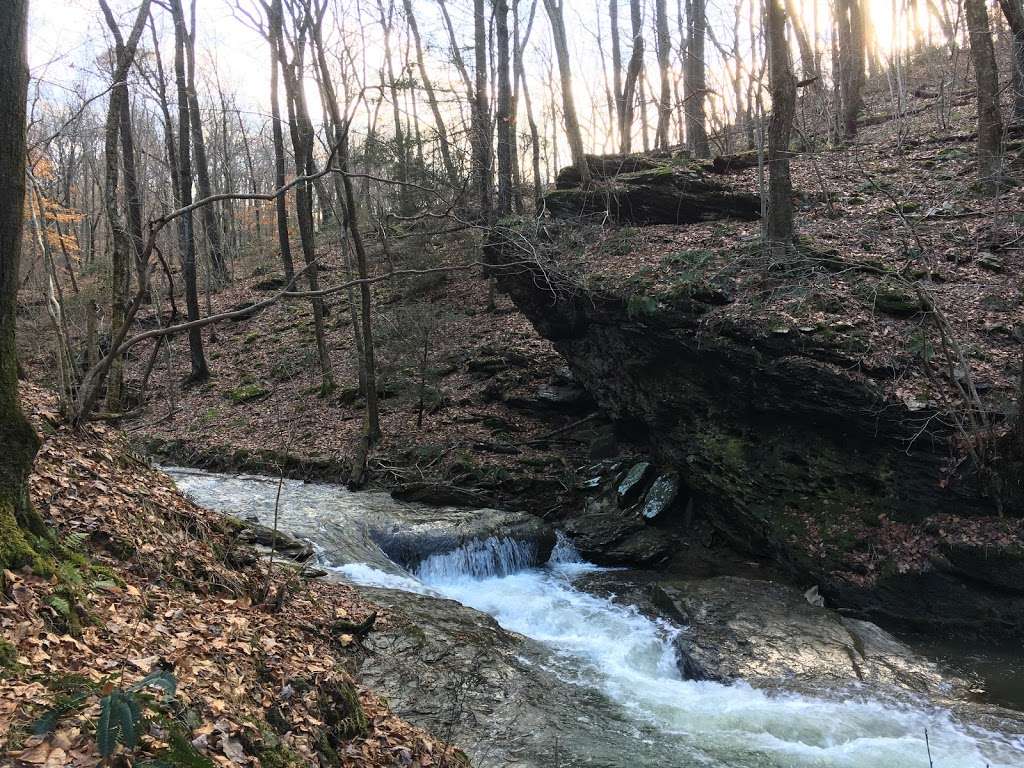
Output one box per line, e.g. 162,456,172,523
167,466,1024,768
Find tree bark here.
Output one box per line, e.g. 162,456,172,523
999,0,1024,121
766,0,796,258
515,0,544,209
495,0,514,214
473,0,494,220
276,4,334,394
966,0,1005,188
620,0,645,153
0,0,45,572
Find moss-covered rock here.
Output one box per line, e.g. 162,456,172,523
223,383,270,404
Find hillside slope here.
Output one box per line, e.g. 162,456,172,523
1,385,459,768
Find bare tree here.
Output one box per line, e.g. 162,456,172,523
170,0,210,382
276,0,335,394
835,0,866,139
402,0,460,186
514,0,544,208
266,0,296,283
183,0,228,284
620,0,645,152
98,0,152,408
543,0,590,182
473,0,494,220
765,0,796,257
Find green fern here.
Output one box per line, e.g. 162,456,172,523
97,690,143,757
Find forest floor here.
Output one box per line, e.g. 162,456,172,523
1,384,459,768
14,48,1024,596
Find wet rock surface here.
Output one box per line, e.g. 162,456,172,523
651,576,954,695
365,506,556,571
356,587,672,768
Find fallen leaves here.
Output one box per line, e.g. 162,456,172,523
1,385,450,767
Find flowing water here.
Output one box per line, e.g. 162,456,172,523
166,467,1024,768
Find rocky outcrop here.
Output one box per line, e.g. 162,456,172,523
652,577,952,695
490,210,1024,640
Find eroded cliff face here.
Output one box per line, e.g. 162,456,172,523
491,223,1024,640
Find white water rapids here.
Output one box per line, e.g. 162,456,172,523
166,468,1024,768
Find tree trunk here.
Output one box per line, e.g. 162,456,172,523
684,0,710,157
0,0,45,572
308,4,371,402
268,0,295,283
496,0,514,214
783,0,819,83
170,0,209,383
515,0,544,209
473,0,494,221
543,0,590,184
836,0,866,139
276,7,334,394
654,0,673,148
620,0,645,153
999,0,1024,121
766,0,797,258
966,0,1005,188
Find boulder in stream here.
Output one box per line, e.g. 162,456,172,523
651,576,954,695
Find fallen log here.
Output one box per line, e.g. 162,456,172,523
545,166,760,225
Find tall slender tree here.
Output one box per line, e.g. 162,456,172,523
473,0,494,220
170,0,209,382
684,0,710,156
654,0,673,148
183,0,228,284
835,0,866,139
496,0,514,214
402,0,459,186
620,0,645,153
765,0,796,257
98,0,152,409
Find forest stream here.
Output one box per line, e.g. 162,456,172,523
164,467,1024,768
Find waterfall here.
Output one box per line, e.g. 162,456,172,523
548,530,583,565
415,536,539,582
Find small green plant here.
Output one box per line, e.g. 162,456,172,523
33,668,177,760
